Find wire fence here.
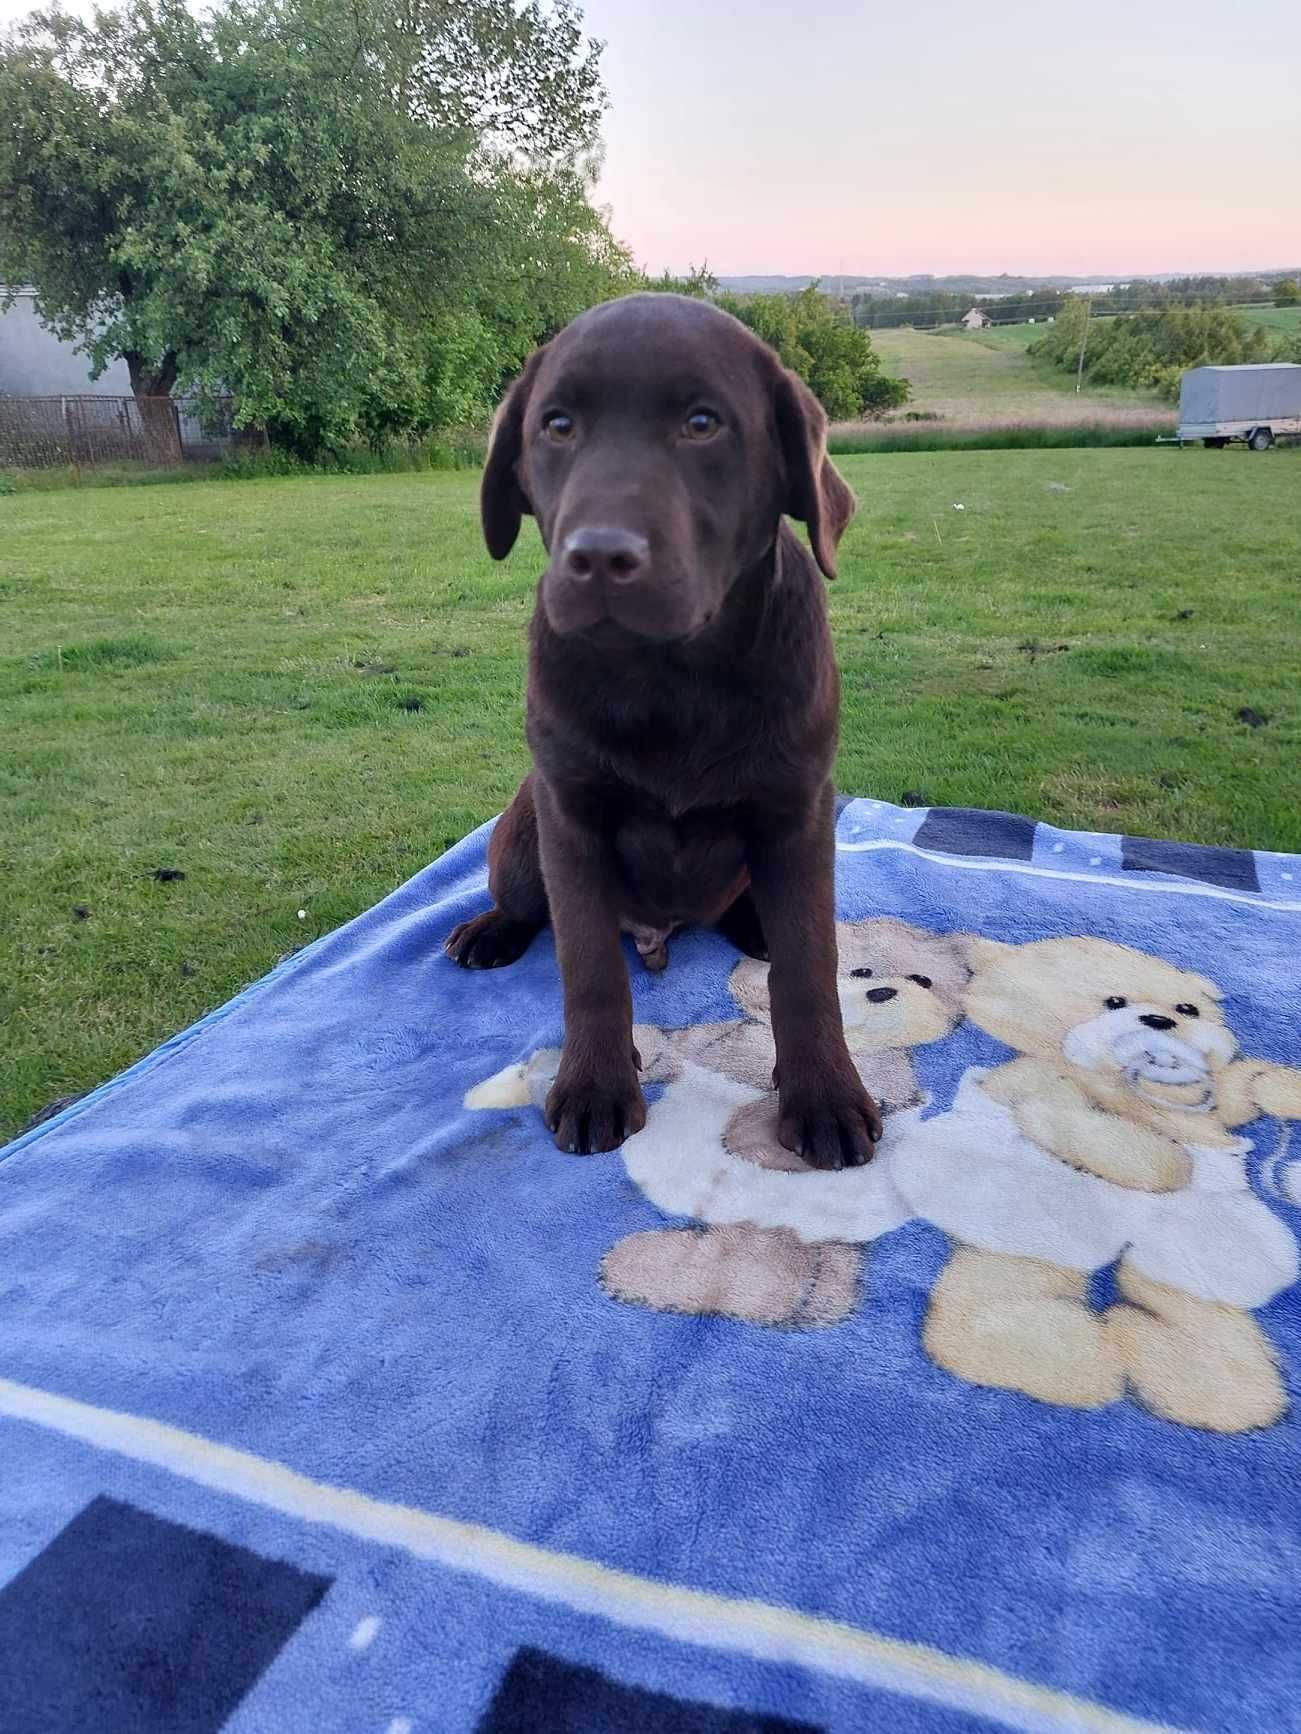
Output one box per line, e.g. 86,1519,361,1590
0,395,265,469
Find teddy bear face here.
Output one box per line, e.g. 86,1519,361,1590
966,937,1238,1113
728,919,969,1055
836,919,969,1054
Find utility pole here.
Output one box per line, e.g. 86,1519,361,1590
1075,299,1092,394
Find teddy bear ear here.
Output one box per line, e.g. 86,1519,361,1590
835,920,871,965
934,930,977,975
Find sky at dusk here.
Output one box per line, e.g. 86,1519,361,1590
3,0,1296,278
580,0,1301,277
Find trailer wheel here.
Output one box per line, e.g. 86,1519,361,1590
1248,428,1274,452
1203,437,1227,449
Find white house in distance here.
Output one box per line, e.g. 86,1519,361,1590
0,287,131,395
961,306,993,330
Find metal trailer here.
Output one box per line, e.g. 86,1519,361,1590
1165,363,1301,451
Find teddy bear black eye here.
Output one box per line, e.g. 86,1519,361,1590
1175,1002,1200,1018
1104,996,1128,1010
907,974,933,989
850,967,873,979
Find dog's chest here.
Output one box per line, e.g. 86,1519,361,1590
613,810,748,924
596,674,779,799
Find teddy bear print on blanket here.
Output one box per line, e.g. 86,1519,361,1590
464,924,1301,1433
468,919,972,1328
896,936,1301,1434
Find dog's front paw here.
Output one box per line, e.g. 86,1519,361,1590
445,910,538,970
777,1078,882,1171
545,1067,647,1155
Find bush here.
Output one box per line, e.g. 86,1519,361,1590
1030,301,1287,399
219,436,485,481
715,286,909,420
421,311,511,434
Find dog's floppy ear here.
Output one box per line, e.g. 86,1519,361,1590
481,347,544,560
774,368,856,579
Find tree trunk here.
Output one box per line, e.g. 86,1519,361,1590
124,350,182,463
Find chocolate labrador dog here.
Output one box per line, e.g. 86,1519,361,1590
446,293,882,1168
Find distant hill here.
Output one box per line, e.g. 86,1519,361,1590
717,271,1299,296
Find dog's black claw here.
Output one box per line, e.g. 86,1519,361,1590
779,1087,882,1171
546,1074,647,1155
445,912,540,971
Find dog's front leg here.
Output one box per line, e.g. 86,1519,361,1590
535,778,646,1154
748,782,882,1170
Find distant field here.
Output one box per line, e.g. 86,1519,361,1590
862,324,1171,428
959,323,1047,352
3,448,1299,1136
1241,305,1301,337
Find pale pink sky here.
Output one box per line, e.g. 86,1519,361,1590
3,0,1296,277
582,0,1301,277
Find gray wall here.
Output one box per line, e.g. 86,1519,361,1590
0,290,132,395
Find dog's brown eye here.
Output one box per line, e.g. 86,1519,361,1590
1105,996,1128,1010
907,974,933,990
683,409,720,440
542,412,574,441
1176,1003,1200,1017
849,967,873,979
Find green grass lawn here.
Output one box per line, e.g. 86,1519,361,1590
1241,304,1301,338
867,324,1170,427
3,446,1299,1138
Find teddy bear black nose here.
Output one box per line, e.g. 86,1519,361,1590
1139,1014,1177,1032
865,986,898,1004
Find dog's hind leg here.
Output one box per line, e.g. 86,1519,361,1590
445,775,549,969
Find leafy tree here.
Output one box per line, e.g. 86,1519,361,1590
718,286,909,420
640,264,719,298
1029,302,1288,400
1275,278,1300,308
0,0,627,451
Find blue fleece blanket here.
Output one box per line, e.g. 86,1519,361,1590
3,798,1301,1734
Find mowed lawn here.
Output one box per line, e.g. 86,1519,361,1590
868,323,1172,426
3,446,1300,1137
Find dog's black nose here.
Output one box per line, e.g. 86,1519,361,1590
865,986,898,1004
1139,1013,1177,1031
561,528,650,586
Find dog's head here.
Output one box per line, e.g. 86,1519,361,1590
479,293,855,644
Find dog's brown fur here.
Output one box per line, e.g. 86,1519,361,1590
446,293,881,1167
